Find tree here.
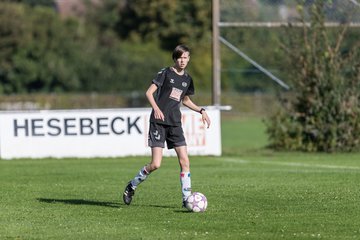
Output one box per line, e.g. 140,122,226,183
0,3,84,93
266,0,360,152
115,0,211,50
0,1,214,94
0,0,54,7
83,0,213,90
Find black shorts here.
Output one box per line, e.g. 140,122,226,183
148,122,186,149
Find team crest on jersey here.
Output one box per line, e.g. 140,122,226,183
182,82,187,87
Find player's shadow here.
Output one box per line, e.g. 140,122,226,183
37,198,120,208
38,198,190,212
146,204,192,213
173,209,193,213
147,204,178,209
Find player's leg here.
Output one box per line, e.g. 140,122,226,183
143,122,167,174
131,147,163,186
175,146,192,206
123,123,165,205
123,147,163,205
175,146,190,172
147,147,163,171
168,125,191,206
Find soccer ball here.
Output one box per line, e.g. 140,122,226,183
185,192,207,212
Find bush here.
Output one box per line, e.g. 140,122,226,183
266,1,360,152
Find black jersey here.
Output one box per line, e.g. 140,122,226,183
150,67,195,126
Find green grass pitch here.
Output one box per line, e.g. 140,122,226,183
1,117,360,239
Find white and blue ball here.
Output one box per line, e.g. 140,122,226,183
185,192,207,212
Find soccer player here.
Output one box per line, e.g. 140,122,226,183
123,44,211,207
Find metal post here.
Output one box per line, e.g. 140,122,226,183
212,0,221,106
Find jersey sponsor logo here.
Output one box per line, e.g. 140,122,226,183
169,87,183,102
182,82,187,87
170,78,175,84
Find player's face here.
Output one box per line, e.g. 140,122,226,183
174,52,190,70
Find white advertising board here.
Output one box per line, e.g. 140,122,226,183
0,108,221,159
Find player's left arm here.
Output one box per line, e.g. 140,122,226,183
182,95,211,128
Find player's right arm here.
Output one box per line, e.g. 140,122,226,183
146,83,165,121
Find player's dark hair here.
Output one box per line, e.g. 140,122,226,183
172,45,190,61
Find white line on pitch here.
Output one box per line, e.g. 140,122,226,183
220,157,360,171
